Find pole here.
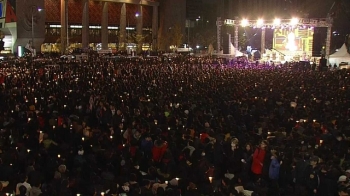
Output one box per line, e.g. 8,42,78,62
261,28,266,56
128,19,129,54
217,17,222,53
66,2,69,54
31,6,34,51
325,24,332,65
188,21,190,56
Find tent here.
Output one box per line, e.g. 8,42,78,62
230,43,245,57
329,44,350,65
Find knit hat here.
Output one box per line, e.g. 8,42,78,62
338,175,347,182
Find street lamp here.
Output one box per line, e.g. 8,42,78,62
31,6,42,50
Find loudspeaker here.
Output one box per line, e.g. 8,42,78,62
223,33,231,54
319,58,327,71
312,28,326,57
320,58,327,67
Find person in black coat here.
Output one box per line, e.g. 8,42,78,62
226,141,243,176
305,156,320,196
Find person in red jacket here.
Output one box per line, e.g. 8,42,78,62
251,140,268,180
152,139,168,163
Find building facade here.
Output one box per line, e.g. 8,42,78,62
0,0,188,54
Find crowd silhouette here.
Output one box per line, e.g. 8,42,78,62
0,56,349,196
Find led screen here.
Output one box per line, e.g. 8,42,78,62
273,28,314,54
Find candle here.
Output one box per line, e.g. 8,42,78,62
165,181,168,184
320,140,323,144
27,149,31,153
101,192,105,196
82,137,85,141
154,120,158,125
110,136,113,139
53,126,55,129
64,105,66,108
175,178,179,181
209,177,213,183
168,127,170,130
58,154,61,158
313,119,316,122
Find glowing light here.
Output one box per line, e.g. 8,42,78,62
273,18,281,26
286,32,297,51
241,19,249,27
257,19,264,27
290,18,299,26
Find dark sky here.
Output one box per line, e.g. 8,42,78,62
300,0,350,34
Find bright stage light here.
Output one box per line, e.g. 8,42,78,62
241,19,249,27
257,19,264,27
290,18,299,26
273,18,281,26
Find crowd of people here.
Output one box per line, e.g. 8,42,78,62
0,55,349,196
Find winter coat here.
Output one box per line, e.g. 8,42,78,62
295,160,310,185
269,157,280,180
305,166,319,192
227,148,243,175
152,141,168,162
251,148,266,175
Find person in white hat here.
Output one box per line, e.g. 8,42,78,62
338,175,349,186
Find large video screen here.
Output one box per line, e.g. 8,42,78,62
273,28,314,54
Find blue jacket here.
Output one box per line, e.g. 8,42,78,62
269,157,280,180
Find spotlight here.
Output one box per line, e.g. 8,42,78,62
241,19,249,27
290,18,299,26
257,19,264,27
273,18,281,26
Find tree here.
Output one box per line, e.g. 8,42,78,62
169,23,183,48
134,34,145,54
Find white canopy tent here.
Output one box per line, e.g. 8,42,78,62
230,43,245,57
329,44,350,65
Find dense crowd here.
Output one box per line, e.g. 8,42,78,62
0,55,349,196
